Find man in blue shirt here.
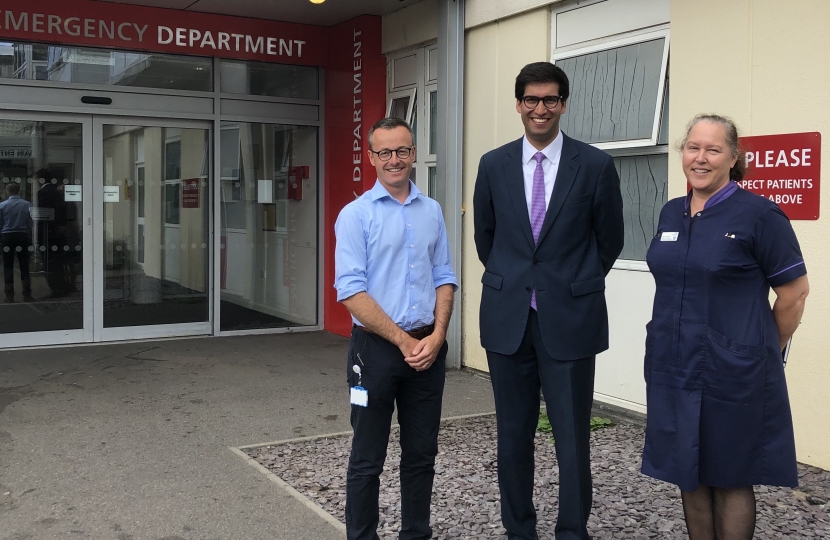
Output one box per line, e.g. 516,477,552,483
0,182,34,302
334,117,457,540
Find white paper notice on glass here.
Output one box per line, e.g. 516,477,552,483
103,186,120,203
64,185,82,202
257,179,273,204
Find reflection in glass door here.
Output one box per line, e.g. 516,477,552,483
219,122,318,331
0,117,90,343
97,121,211,336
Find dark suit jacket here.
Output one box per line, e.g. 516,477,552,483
473,134,624,360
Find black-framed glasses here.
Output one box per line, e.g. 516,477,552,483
521,95,563,110
369,146,414,162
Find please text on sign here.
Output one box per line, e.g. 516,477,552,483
736,132,821,220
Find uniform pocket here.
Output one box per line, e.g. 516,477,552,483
705,327,765,401
346,329,369,387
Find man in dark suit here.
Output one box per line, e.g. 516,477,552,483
473,62,624,540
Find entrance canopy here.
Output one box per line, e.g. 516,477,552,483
95,0,425,27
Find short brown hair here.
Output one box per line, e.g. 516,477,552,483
367,117,414,149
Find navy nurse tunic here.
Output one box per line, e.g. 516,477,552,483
642,182,806,492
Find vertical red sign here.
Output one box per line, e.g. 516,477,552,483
182,178,200,209
737,132,821,220
324,16,386,337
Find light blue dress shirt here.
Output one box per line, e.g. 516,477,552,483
334,180,458,331
0,195,33,233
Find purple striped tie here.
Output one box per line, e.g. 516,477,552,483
530,152,546,310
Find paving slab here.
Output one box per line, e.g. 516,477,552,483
0,332,495,540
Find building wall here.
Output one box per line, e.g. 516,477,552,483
671,0,830,469
382,0,438,54
386,0,830,469
466,0,561,29
461,7,551,371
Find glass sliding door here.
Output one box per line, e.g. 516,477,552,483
219,122,318,331
0,114,92,346
96,119,211,338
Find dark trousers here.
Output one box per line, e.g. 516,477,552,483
1,232,31,287
487,309,596,540
345,327,447,540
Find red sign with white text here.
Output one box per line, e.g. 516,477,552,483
737,132,821,220
324,16,386,337
182,178,200,209
0,0,328,66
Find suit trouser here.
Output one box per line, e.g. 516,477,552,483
345,326,447,540
487,308,596,540
1,232,32,287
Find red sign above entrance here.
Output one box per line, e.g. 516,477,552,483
0,0,329,66
737,132,821,220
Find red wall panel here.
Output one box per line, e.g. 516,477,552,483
324,16,387,337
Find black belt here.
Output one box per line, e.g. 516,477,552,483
354,324,435,340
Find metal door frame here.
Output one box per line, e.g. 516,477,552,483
92,115,214,342
0,110,94,348
0,72,327,346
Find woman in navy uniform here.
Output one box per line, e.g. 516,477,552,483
642,114,809,539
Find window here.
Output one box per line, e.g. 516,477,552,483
220,60,318,99
386,44,438,198
164,136,181,225
0,41,212,91
428,90,438,156
614,153,668,260
556,36,668,148
134,131,146,250
387,88,416,122
552,0,670,264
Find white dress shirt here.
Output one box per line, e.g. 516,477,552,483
522,131,563,217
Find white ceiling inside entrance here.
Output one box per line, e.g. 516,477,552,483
93,0,427,27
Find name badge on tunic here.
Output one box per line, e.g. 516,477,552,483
660,232,679,242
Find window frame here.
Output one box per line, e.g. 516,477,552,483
386,87,417,123
386,43,438,198
551,2,670,266
134,132,146,266
551,28,670,151
606,146,669,271
163,132,182,226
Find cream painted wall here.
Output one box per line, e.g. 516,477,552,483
461,8,551,371
177,129,208,293
382,0,438,54
671,0,830,469
466,0,565,29
143,128,163,281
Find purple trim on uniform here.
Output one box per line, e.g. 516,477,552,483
684,181,739,211
768,261,805,279
704,181,738,209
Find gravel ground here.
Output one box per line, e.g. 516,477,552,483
244,414,830,539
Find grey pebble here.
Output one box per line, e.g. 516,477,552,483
245,415,830,539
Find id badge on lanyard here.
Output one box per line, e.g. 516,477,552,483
350,353,368,407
